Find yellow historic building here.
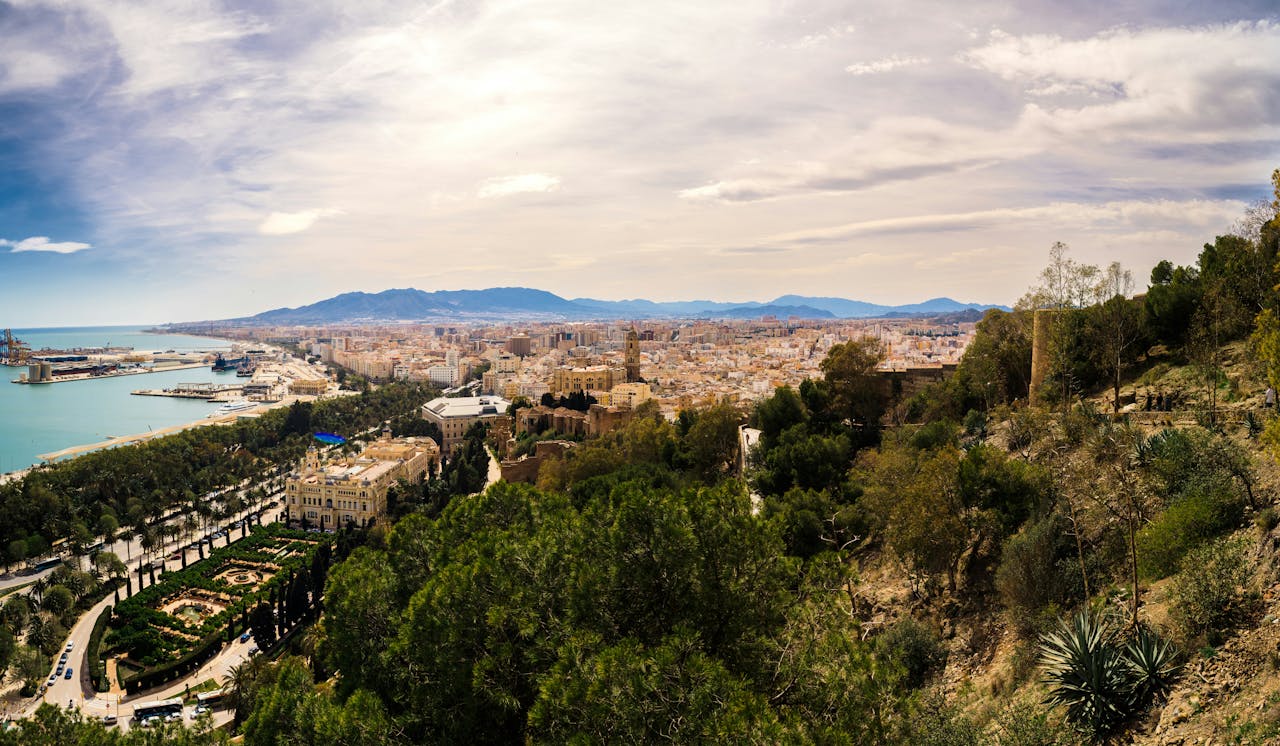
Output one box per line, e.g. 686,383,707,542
284,430,439,529
551,365,621,395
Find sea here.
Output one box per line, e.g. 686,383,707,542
0,326,241,474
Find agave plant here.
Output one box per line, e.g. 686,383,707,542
1039,611,1132,736
1245,410,1262,439
1040,611,1181,738
1124,625,1182,702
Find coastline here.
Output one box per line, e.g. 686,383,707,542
33,395,308,464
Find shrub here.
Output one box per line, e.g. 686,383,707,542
899,696,981,746
996,515,1076,633
1137,484,1244,578
910,420,958,451
876,616,945,688
991,700,1082,746
87,604,112,692
1256,507,1279,534
1169,537,1252,643
1006,408,1047,452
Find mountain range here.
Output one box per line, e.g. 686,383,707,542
223,287,1007,325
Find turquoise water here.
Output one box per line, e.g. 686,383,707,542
0,326,241,473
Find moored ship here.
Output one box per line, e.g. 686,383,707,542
211,353,249,371
209,399,256,417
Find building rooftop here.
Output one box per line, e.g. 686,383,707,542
423,395,512,418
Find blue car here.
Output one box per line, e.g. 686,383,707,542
240,631,252,643
64,667,73,679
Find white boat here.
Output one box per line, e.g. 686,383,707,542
209,400,256,417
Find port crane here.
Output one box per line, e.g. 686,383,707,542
1,328,29,365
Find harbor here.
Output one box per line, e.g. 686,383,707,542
0,325,336,473
3,325,234,384
0,327,246,473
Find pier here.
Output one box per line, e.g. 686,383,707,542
132,382,245,400
12,361,207,384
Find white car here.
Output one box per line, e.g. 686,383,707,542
46,674,56,686
65,642,74,652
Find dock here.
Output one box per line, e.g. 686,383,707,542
12,361,207,384
132,382,244,400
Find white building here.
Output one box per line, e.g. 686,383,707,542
422,395,512,451
427,365,460,387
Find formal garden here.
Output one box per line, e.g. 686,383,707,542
98,525,331,693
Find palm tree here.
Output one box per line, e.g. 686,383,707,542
226,656,268,723
30,577,48,606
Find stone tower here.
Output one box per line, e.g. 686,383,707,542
625,328,641,383
1028,308,1054,401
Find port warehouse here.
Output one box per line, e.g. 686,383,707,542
25,359,122,381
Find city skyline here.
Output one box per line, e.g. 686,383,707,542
1,1,1277,326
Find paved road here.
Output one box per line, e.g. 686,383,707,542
485,447,501,490
0,566,57,594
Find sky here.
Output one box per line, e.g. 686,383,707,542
0,0,1277,326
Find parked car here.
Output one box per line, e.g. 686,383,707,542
65,642,74,651
64,668,73,679
101,715,117,726
240,631,252,643
59,652,68,663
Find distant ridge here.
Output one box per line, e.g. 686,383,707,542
208,287,1008,325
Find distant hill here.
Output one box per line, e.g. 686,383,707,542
698,304,836,320
220,287,1008,324
246,287,592,324
770,294,1003,318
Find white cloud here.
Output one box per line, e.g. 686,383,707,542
961,22,1280,139
477,173,562,199
258,209,342,236
761,198,1245,247
0,48,76,92
845,55,929,76
1,237,92,254
786,24,857,49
